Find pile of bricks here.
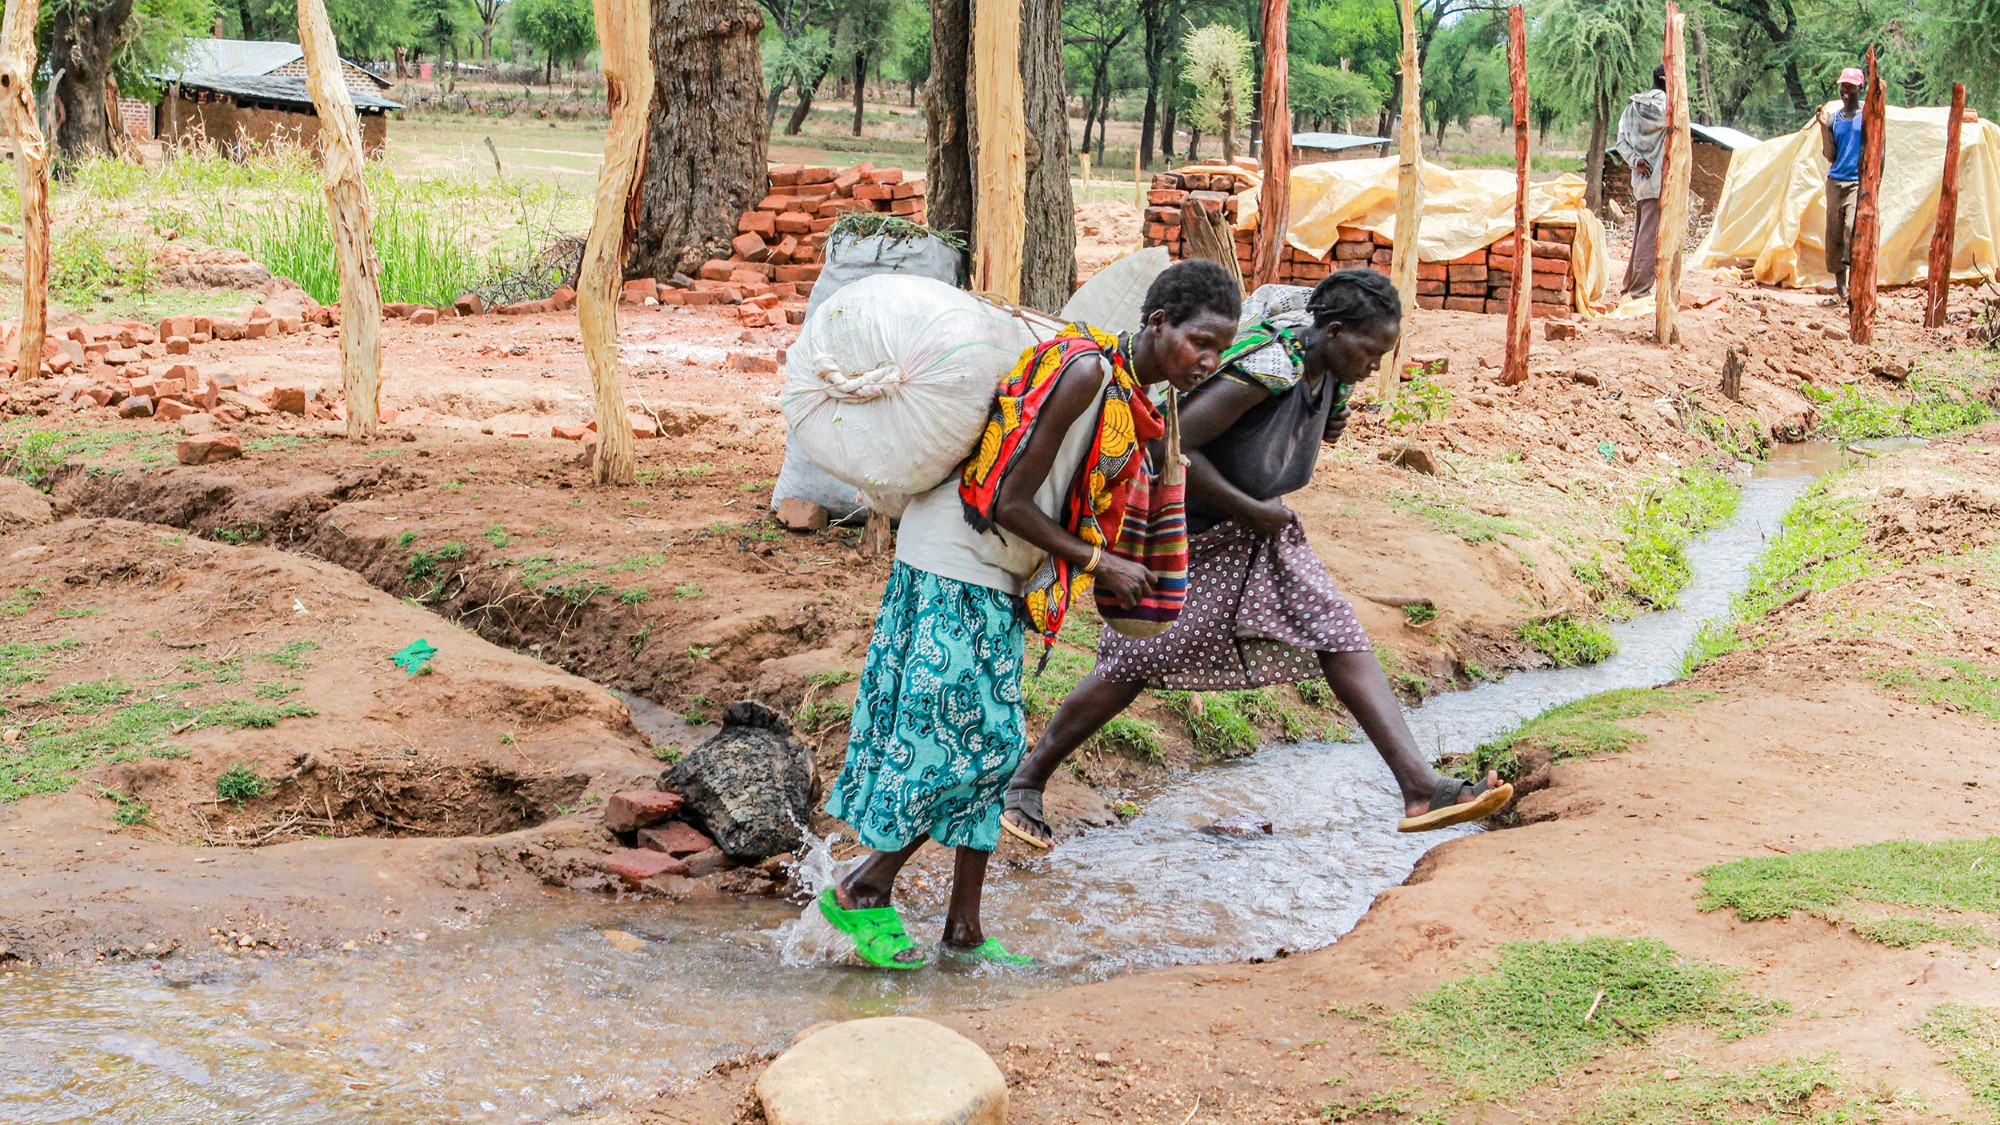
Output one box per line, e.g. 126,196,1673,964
598,787,734,890
616,162,928,329
1141,171,1577,317
1415,223,1577,317
1139,167,1263,262
15,311,322,434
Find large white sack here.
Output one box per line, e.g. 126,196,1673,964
781,274,1040,497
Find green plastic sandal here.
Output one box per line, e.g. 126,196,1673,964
817,886,926,971
948,937,1036,966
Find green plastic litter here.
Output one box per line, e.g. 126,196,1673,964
390,639,437,675
1597,440,1617,463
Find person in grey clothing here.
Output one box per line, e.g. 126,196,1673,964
1611,64,1669,298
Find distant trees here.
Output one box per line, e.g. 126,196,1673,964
510,0,592,82
45,0,214,162
1532,0,1660,210
1181,23,1251,161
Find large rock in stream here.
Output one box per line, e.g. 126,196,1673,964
756,1017,1007,1125
661,701,815,862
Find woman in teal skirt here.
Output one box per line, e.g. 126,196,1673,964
820,261,1243,969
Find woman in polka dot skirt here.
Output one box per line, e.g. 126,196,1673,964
1001,270,1513,849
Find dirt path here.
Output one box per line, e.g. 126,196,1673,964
647,431,2000,1124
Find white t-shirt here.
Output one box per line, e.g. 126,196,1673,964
896,360,1115,596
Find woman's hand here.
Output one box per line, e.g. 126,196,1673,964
1239,499,1295,537
1092,554,1153,607
1323,406,1353,445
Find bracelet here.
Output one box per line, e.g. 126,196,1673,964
1083,544,1103,574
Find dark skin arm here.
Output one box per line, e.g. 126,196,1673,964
990,354,1152,606
1176,375,1297,537
1820,109,1836,163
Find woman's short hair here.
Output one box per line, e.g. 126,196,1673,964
1306,268,1403,330
1141,259,1244,326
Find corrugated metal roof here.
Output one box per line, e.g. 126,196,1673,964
1692,123,1762,150
175,74,403,112
1292,132,1393,151
166,39,304,79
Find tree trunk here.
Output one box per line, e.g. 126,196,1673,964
765,81,783,129
926,0,973,246
1383,0,1422,403
628,0,767,279
580,0,653,485
1019,0,1074,310
1656,4,1691,346
546,52,554,84
972,0,1026,298
1220,74,1236,162
1924,83,1966,329
1138,85,1157,171
1161,96,1176,160
1583,99,1608,214
1,0,49,379
49,0,134,163
1138,0,1165,170
1250,0,1288,289
1847,46,1885,344
783,60,824,135
1094,85,1109,164
298,0,385,437
851,49,865,136
1500,4,1529,386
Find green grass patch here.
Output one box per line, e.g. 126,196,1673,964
1916,1003,2000,1119
1455,687,1716,784
1,639,81,687
0,422,175,488
1160,690,1259,760
794,697,854,732
604,554,668,574
1682,482,1879,674
1519,615,1618,666
215,763,271,805
1582,1054,1916,1125
1878,658,2000,723
1390,937,1786,1101
1699,837,2000,950
1806,356,1998,440
1403,602,1438,625
483,523,514,548
1089,714,1167,762
2,696,314,802
1391,495,1530,544
406,541,468,584
1622,468,1741,607
673,583,704,600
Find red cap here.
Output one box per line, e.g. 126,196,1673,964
1839,67,1865,87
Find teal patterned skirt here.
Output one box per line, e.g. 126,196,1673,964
826,562,1027,852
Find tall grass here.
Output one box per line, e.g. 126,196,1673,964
187,190,496,307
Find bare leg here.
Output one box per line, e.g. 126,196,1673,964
942,846,992,949
1002,672,1145,844
836,835,927,910
1318,649,1479,817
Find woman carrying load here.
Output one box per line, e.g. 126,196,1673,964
1001,271,1512,850
819,260,1243,969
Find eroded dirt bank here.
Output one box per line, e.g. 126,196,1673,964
645,431,2000,1124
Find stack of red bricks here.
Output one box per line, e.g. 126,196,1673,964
1142,175,1578,317
21,311,320,428
1140,167,1261,261
1417,223,1577,317
616,162,928,329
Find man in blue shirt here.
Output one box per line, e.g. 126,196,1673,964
1819,66,1867,301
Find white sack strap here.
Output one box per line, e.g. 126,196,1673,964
811,355,908,401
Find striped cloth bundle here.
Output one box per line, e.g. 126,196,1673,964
1096,393,1189,638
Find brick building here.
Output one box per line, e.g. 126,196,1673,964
146,39,401,157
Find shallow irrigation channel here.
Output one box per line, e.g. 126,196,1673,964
0,441,1894,1123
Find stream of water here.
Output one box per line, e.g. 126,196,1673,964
0,442,1897,1124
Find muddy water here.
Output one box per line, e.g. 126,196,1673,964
0,442,1897,1123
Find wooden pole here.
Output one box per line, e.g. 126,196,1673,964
1250,0,1290,291
1,0,50,381
1499,5,1530,387
297,0,384,437
1384,0,1424,403
576,0,652,485
1654,2,1690,345
973,0,1026,301
1924,83,1967,329
1080,151,1092,200
1848,45,1886,343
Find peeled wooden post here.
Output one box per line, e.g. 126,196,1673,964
576,0,653,485
1498,5,1530,387
1383,0,1424,403
0,0,50,380
1654,2,1690,345
1848,46,1886,343
297,0,383,437
1250,0,1290,290
973,0,1026,301
1924,83,1967,329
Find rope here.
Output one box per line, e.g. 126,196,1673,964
810,356,908,401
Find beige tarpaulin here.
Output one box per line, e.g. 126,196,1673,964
1229,156,1609,310
1692,105,2000,288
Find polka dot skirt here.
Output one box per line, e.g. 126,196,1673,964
1097,517,1371,691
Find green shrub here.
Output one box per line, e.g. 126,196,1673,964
215,764,271,806
1519,615,1617,666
